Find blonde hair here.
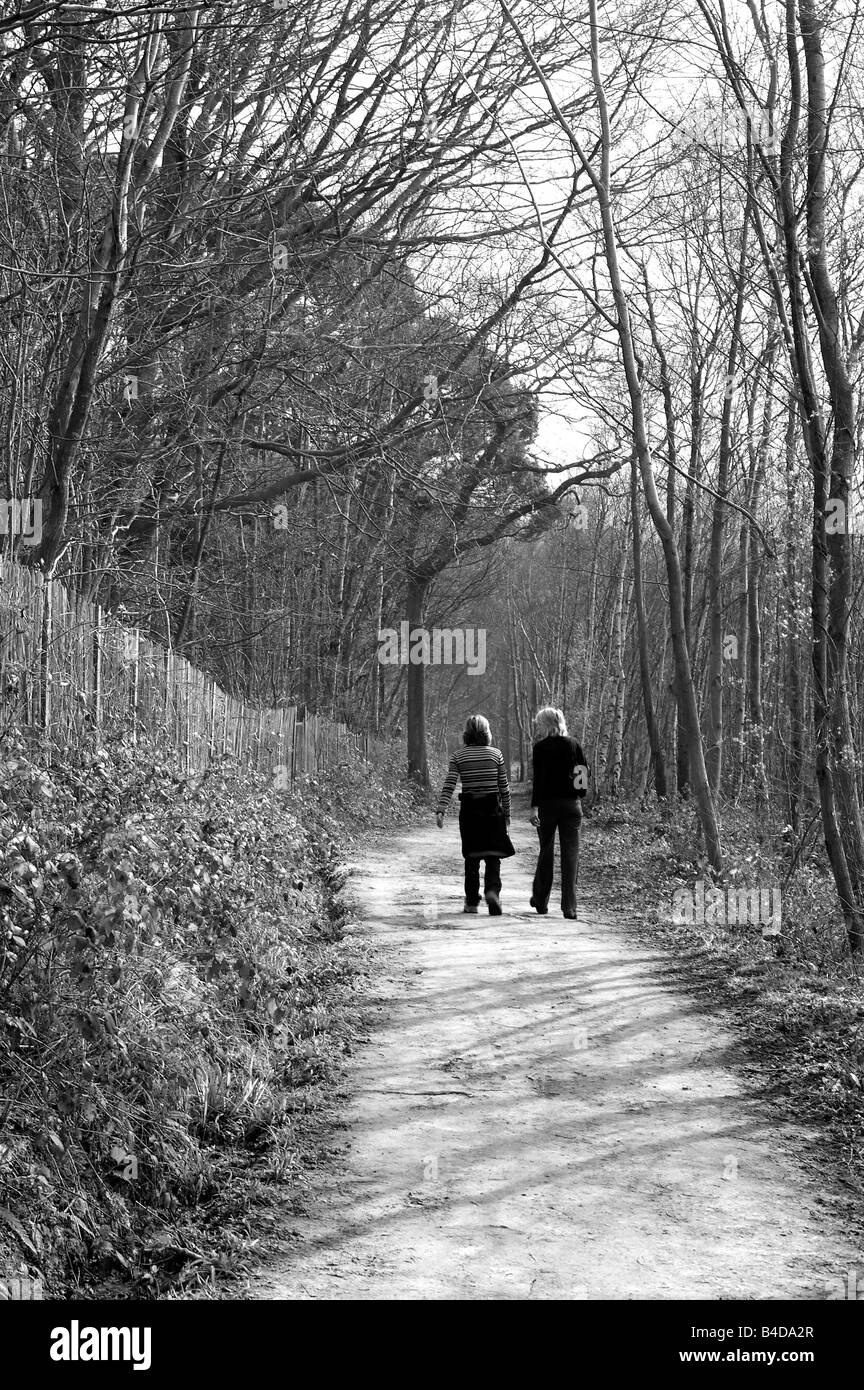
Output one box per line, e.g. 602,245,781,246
463,714,492,746
534,706,568,740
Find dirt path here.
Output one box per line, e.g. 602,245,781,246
255,812,859,1300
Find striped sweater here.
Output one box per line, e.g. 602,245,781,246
437,745,511,818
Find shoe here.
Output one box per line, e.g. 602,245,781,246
485,890,502,915
464,900,479,914
530,896,548,915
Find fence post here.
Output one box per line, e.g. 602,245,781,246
93,605,103,728
130,628,140,745
39,574,52,735
163,647,171,745
208,680,216,764
186,658,193,778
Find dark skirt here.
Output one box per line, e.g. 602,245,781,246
458,792,516,859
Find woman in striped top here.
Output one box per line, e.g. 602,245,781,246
435,714,514,915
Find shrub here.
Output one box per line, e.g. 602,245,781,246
0,728,417,1296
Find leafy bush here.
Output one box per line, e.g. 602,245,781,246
0,729,419,1296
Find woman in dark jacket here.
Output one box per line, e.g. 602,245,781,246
435,714,514,914
529,706,588,920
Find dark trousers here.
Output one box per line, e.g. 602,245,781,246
464,856,502,906
532,798,581,914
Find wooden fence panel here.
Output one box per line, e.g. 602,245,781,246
0,560,381,784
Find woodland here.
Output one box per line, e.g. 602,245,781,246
1,0,864,1296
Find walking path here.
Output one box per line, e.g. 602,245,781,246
255,813,859,1299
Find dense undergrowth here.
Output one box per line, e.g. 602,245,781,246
0,728,420,1298
585,797,864,1196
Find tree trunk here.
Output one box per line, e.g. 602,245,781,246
406,573,430,786
604,555,628,796
577,0,723,869
631,453,668,799
677,350,703,798
775,0,863,950
706,206,750,793
784,396,804,835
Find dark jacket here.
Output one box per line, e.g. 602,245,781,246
531,735,588,807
